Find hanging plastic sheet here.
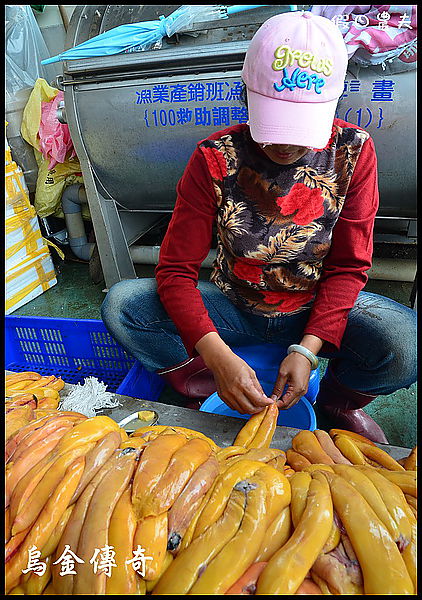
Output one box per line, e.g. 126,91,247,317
5,5,58,99
5,5,59,192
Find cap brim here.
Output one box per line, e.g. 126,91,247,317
246,88,338,150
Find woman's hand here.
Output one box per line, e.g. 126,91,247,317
271,352,312,410
211,351,274,414
196,333,273,414
272,335,323,409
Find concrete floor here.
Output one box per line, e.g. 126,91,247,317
11,253,417,449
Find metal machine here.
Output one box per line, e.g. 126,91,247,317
60,5,416,289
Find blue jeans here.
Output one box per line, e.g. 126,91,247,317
101,279,417,396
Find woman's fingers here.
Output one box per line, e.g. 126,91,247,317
222,387,270,415
247,373,273,407
235,372,273,413
234,396,263,415
272,354,311,410
218,378,273,415
277,385,302,409
271,372,288,403
220,389,261,415
212,355,274,415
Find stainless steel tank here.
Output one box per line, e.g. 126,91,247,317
63,5,416,288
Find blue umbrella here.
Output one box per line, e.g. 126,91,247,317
41,5,297,65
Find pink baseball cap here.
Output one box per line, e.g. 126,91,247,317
242,11,348,149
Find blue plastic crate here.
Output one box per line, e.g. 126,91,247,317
5,315,137,393
116,360,166,401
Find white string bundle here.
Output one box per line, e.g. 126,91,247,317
60,377,121,417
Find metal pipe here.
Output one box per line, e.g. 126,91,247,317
58,5,69,32
367,258,416,282
130,245,217,269
61,183,95,262
129,246,416,283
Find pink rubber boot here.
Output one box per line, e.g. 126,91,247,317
157,356,216,410
316,362,389,444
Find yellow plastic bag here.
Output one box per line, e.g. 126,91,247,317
20,78,87,219
21,78,58,149
33,150,84,218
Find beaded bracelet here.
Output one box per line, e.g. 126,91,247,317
287,344,319,370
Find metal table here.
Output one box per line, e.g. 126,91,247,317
6,373,411,460
93,390,411,461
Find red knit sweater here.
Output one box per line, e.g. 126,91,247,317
156,121,379,356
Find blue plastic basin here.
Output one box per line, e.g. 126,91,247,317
233,344,320,406
200,381,317,431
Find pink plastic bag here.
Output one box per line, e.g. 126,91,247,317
311,5,417,64
38,91,76,169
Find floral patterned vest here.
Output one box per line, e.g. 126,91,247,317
198,122,370,317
